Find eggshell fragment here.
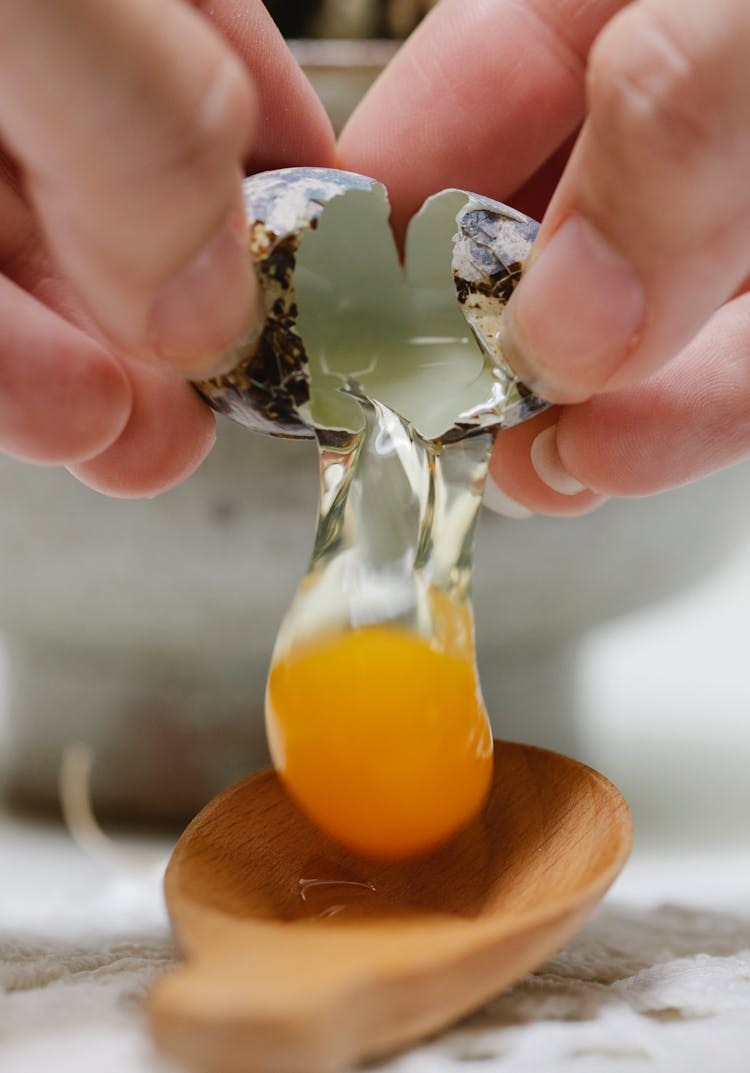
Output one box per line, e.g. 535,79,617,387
196,167,548,443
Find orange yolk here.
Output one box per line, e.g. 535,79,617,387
265,625,493,859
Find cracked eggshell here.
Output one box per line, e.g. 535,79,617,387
196,167,547,442
407,189,548,439
196,168,378,439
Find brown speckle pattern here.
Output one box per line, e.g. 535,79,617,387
196,169,549,442
196,168,377,439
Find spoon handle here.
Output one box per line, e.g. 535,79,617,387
148,748,632,1073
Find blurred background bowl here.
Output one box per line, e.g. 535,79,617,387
2,39,749,825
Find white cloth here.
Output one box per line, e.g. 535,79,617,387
3,812,750,1073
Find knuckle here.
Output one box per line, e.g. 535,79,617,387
195,52,256,156
134,52,255,188
587,5,718,165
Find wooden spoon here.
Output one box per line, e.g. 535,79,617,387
149,740,632,1073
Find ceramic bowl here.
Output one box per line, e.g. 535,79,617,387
2,43,749,819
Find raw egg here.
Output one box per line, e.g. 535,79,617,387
266,624,493,859
196,167,544,863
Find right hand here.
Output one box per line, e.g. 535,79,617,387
340,0,750,518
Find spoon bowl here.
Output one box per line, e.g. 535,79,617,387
149,740,631,1073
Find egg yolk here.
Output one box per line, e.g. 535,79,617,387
265,625,493,859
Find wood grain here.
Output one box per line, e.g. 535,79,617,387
149,741,632,1073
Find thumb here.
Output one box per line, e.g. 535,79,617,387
499,0,750,403
0,0,258,377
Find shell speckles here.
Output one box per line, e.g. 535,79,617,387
454,206,536,307
196,169,381,439
196,167,548,443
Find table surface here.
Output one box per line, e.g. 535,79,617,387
3,538,750,1073
2,811,750,1073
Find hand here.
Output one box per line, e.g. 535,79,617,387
0,0,334,496
339,0,750,517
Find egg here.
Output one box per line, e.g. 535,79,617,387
266,624,493,859
196,168,545,859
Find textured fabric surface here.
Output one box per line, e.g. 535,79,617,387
2,814,750,1073
379,903,750,1072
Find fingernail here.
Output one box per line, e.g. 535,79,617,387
148,213,258,378
531,426,586,496
483,479,533,519
499,215,645,402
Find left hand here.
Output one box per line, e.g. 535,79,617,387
0,0,335,498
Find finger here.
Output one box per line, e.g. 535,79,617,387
0,0,258,377
0,276,132,465
487,408,606,518
507,134,579,222
489,294,750,515
500,0,750,404
0,152,36,269
2,202,215,498
338,0,625,240
68,360,216,498
197,0,336,173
